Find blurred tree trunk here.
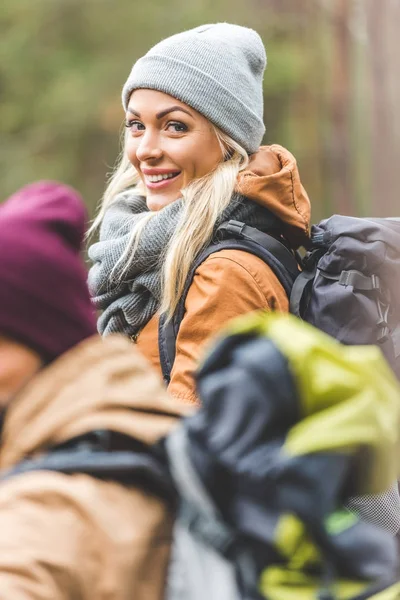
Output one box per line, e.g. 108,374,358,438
387,0,400,215
365,0,398,215
286,0,321,220
330,0,353,214
315,1,335,220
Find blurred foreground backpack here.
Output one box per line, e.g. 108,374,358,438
2,315,400,600
159,215,400,384
181,313,400,600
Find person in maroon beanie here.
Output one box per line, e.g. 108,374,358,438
0,181,188,600
0,181,97,408
0,181,97,359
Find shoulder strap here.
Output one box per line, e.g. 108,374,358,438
217,221,300,282
0,430,174,502
159,220,300,384
289,247,325,317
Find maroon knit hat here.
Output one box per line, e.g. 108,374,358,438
0,181,97,362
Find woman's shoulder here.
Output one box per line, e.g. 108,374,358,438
194,248,288,311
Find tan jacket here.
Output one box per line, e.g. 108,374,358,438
0,335,191,600
137,145,311,404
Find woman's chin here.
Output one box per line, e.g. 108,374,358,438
146,192,181,212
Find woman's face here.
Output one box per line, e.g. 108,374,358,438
125,89,223,211
0,335,42,408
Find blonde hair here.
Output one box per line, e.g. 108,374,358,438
89,125,249,320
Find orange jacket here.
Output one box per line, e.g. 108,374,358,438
137,145,311,404
0,334,191,600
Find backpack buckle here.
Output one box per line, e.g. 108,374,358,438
221,220,246,238
303,247,325,271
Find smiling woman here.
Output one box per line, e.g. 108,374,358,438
88,23,311,404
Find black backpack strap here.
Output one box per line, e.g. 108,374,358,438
290,269,315,317
159,220,300,384
217,221,300,282
289,247,325,317
0,430,175,502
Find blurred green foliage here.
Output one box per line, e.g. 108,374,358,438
2,0,395,221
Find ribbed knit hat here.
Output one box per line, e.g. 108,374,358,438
122,23,267,154
0,181,97,362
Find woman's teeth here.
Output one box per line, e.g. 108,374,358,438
146,173,178,183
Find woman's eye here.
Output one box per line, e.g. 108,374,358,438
167,121,188,133
124,120,145,133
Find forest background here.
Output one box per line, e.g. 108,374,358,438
1,0,399,222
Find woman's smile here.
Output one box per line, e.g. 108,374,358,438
141,168,182,190
125,89,223,211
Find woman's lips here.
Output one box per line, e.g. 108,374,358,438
144,172,181,189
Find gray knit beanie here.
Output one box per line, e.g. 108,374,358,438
122,23,267,154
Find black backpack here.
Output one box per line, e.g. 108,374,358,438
159,215,400,384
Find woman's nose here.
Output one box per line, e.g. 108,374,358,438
135,131,163,162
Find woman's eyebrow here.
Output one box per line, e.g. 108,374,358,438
126,108,140,117
156,106,194,119
126,106,194,119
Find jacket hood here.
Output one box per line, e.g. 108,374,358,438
237,144,311,248
0,335,191,470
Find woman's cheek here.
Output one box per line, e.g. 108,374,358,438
125,139,139,167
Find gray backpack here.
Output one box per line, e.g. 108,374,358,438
289,215,400,379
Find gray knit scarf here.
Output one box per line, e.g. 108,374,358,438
88,189,279,337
